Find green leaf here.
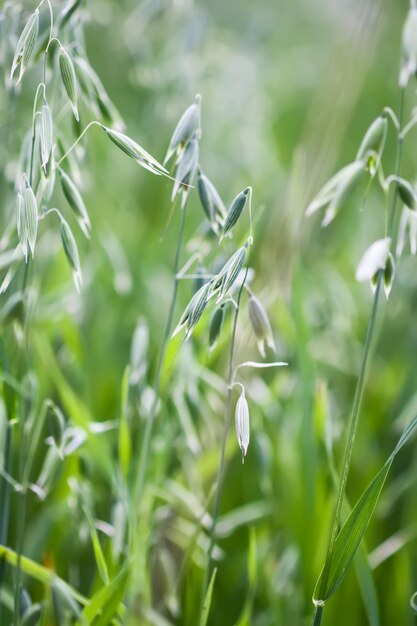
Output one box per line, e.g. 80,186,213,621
118,366,131,480
79,567,128,625
315,414,417,603
199,567,217,626
83,506,110,585
91,569,128,626
0,544,87,607
354,547,379,626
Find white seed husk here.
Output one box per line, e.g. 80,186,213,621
41,99,53,170
235,391,250,462
21,176,38,261
356,237,391,283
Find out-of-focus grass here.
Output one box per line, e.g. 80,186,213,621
1,0,417,624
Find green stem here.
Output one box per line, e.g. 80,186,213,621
133,203,187,507
312,605,324,626
312,87,405,622
199,257,251,624
56,121,101,166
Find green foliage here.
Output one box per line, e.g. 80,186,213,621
0,1,417,626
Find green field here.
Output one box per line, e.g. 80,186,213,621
0,0,416,624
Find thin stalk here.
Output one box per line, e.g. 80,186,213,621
312,88,405,622
199,258,251,623
312,605,324,626
56,120,101,166
133,202,187,506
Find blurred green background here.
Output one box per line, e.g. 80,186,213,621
1,0,417,624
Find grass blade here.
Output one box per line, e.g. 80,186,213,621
199,567,217,626
314,414,417,603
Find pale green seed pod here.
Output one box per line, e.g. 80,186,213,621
40,98,53,170
217,245,248,301
60,218,82,292
384,253,395,299
235,390,250,462
186,281,211,338
164,94,201,164
59,46,79,120
248,294,276,358
11,10,39,83
171,136,199,205
356,115,388,161
19,176,38,261
397,178,417,210
197,168,214,221
306,160,365,226
103,126,167,175
172,281,212,338
208,305,225,348
223,187,249,236
197,168,226,224
75,56,123,126
59,169,91,238
321,161,365,227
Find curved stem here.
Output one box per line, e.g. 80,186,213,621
312,88,405,621
56,121,101,166
199,249,251,623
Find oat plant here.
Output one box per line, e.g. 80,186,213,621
0,1,169,623
307,3,417,623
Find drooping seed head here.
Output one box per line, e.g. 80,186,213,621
164,94,201,165
60,218,82,293
248,294,276,358
11,10,39,84
397,178,417,210
306,160,365,227
208,305,225,349
172,280,213,338
18,175,38,261
186,281,212,339
356,237,391,283
103,126,167,175
59,46,79,121
222,188,249,238
356,115,388,162
59,169,91,238
197,168,226,226
216,244,248,302
235,389,250,462
40,98,53,171
171,136,200,206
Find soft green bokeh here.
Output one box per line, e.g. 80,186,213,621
1,0,416,624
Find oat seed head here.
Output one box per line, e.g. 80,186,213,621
235,389,250,462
